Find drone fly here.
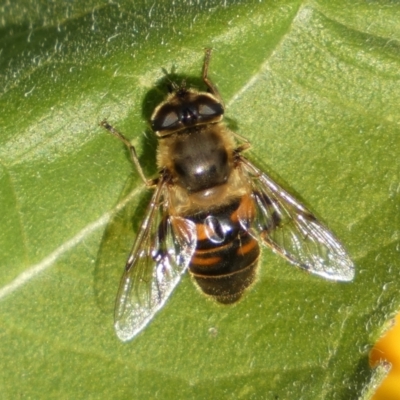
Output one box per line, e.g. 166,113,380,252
100,50,354,342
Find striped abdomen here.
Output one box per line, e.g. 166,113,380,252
186,194,260,303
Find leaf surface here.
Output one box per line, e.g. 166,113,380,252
1,1,399,399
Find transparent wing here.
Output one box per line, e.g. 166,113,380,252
114,179,197,341
239,157,354,281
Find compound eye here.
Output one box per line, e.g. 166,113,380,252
151,92,224,135
159,110,179,129
196,95,224,119
151,105,181,132
199,104,215,115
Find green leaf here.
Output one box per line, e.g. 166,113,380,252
1,0,399,399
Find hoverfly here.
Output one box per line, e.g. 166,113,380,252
100,50,354,342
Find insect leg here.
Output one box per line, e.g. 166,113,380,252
234,142,251,155
100,119,156,187
202,49,224,106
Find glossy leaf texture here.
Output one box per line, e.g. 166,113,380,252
0,1,399,399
